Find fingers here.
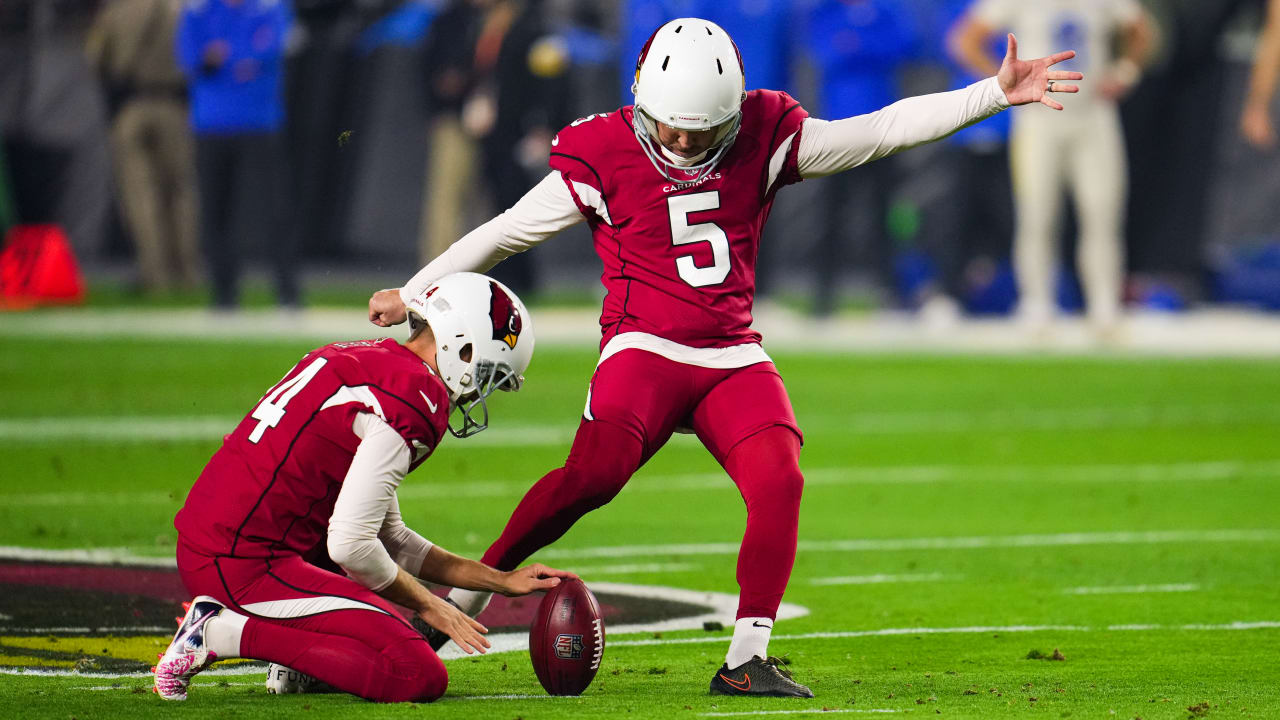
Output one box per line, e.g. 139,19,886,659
536,564,580,581
1048,83,1080,94
1005,33,1017,64
1045,49,1076,67
1039,96,1065,111
1047,70,1084,81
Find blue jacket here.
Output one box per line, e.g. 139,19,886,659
177,0,291,134
932,0,1009,148
806,0,916,120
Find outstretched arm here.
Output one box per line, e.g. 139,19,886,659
369,172,583,327
797,35,1082,178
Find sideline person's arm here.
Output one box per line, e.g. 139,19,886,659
1244,0,1280,148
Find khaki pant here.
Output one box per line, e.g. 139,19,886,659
419,116,478,264
110,98,200,292
1010,102,1127,326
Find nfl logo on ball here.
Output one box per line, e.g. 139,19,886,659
554,633,584,660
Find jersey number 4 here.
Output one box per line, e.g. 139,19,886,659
668,191,730,288
249,357,329,443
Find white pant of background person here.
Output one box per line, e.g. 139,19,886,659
1010,101,1127,330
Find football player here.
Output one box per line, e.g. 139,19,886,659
369,18,1081,698
154,273,577,703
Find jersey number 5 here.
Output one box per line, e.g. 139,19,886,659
668,191,730,288
249,357,329,443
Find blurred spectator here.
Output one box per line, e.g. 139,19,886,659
1242,0,1280,150
911,0,1015,323
951,0,1155,336
805,0,916,316
419,0,485,264
177,0,296,309
87,0,200,295
462,0,571,296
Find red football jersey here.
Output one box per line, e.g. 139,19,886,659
549,90,808,349
175,338,450,558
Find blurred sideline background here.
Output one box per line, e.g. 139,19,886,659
0,0,1278,349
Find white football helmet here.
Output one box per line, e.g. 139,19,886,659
405,272,534,438
631,18,745,183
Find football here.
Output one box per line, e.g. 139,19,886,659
528,578,605,696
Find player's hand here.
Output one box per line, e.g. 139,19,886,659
1242,102,1277,150
498,563,580,597
418,593,491,654
369,289,408,327
997,33,1083,111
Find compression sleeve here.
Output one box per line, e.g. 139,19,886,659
400,171,583,303
377,493,433,576
327,412,412,591
796,77,1010,178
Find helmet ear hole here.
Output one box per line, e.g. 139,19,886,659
459,343,473,363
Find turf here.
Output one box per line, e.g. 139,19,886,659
2,336,1279,718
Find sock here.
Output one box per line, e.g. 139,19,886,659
203,608,248,658
447,588,493,618
725,617,772,670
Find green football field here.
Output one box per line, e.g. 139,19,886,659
2,330,1279,719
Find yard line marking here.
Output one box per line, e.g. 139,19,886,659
576,563,699,576
0,626,175,634
4,621,1278,675
0,664,267,679
539,529,1280,560
3,529,1276,568
10,458,1278,508
699,710,899,716
811,573,946,586
461,694,567,700
1064,583,1200,595
75,682,261,691
0,417,570,447
609,621,1280,649
4,402,1280,445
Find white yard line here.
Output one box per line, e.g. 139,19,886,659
2,528,1276,569
2,403,1280,446
699,710,899,717
575,562,699,576
3,621,1277,678
810,573,946,586
539,529,1280,560
7,458,1280,507
610,621,1280,649
1063,583,1200,595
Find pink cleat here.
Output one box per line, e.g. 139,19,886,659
152,596,223,701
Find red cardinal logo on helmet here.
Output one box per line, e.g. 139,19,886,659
489,281,522,349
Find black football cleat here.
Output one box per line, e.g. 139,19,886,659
709,655,814,698
411,598,461,652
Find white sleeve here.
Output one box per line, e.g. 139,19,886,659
326,412,412,592
400,171,584,303
796,77,1010,179
377,493,433,576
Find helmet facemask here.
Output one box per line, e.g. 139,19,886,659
448,355,523,439
631,106,742,184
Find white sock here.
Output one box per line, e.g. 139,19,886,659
447,588,493,618
725,617,772,670
202,608,247,659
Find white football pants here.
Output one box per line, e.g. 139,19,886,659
1010,102,1127,326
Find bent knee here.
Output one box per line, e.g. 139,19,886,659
374,639,448,703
